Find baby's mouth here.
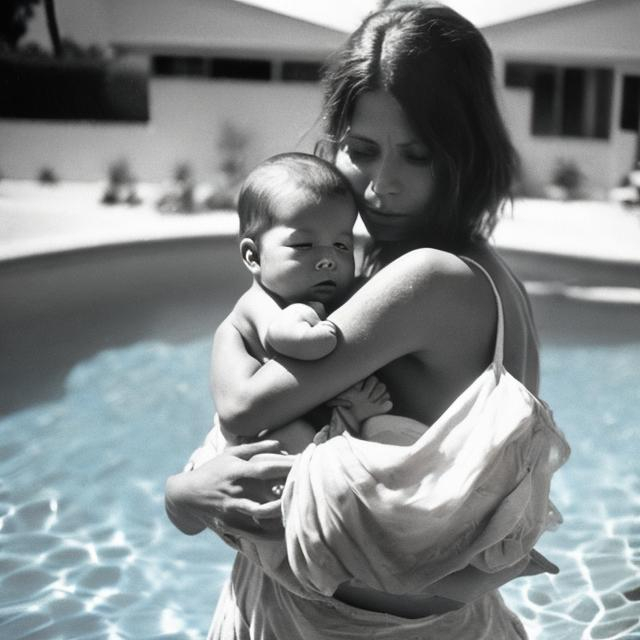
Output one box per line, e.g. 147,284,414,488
314,280,337,288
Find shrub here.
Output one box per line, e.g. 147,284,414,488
157,162,197,213
551,159,583,196
217,122,249,181
37,166,59,184
204,122,249,210
203,183,238,210
102,158,141,205
107,158,134,186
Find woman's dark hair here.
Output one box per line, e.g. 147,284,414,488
238,152,355,241
318,1,518,250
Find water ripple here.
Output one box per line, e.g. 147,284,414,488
0,338,638,638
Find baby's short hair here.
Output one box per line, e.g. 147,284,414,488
237,152,355,241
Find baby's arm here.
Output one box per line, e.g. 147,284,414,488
213,293,337,442
212,318,267,441
213,316,319,448
266,302,338,360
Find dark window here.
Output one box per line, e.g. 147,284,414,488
562,68,585,136
531,69,557,135
282,61,322,82
0,56,149,122
150,54,326,84
153,55,206,77
505,62,612,139
210,57,271,81
620,75,640,131
593,68,613,138
505,62,546,89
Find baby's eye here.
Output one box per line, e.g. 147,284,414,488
334,242,351,251
289,243,312,249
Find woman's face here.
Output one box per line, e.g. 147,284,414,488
334,90,434,243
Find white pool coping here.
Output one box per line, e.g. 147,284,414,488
1,180,639,266
492,198,640,266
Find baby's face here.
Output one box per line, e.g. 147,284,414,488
257,191,356,306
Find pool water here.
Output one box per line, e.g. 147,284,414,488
1,335,639,638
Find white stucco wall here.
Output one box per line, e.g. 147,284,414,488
0,79,323,181
1,0,341,182
9,0,639,191
497,66,636,197
486,0,640,196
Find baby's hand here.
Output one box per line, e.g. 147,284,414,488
327,375,393,423
266,303,338,360
304,300,327,319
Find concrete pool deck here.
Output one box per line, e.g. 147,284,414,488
1,179,639,266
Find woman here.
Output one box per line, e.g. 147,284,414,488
165,3,568,637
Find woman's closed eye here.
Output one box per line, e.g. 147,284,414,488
343,139,431,167
289,243,313,249
403,149,432,166
342,139,378,161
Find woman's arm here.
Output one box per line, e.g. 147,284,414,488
213,249,492,433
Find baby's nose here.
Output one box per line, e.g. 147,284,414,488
315,258,336,271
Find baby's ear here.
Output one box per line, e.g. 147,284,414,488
240,238,260,274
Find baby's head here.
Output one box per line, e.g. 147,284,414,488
238,153,358,306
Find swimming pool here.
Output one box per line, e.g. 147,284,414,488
1,239,639,639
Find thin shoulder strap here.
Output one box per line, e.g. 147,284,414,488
460,256,504,368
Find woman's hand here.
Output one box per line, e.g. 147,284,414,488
165,440,294,542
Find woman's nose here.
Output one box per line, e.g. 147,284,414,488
315,258,336,271
371,154,400,196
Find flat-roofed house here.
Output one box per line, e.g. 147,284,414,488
3,0,639,198
0,0,347,181
483,0,640,197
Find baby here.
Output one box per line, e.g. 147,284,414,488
209,152,393,456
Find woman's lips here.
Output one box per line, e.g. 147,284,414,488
364,208,408,224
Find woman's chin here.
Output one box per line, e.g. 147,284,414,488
365,225,405,243
362,218,418,244
368,227,420,245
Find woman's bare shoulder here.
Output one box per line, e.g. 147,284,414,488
342,248,496,356
364,248,489,307
384,246,462,270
